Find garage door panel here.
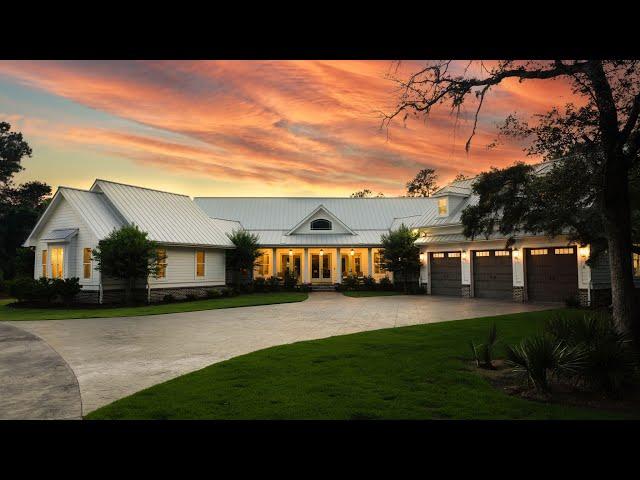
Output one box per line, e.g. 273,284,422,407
430,253,461,296
526,247,578,302
473,250,513,300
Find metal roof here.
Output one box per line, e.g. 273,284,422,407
194,197,434,230
42,228,79,241
60,188,125,239
90,180,234,247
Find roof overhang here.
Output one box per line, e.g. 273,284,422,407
286,204,356,236
42,228,79,242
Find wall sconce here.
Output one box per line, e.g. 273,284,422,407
419,253,425,264
350,248,355,256
579,246,590,258
461,251,468,260
319,249,324,256
512,249,520,260
289,249,293,256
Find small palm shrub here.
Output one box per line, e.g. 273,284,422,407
545,313,637,396
342,275,360,291
505,335,584,392
470,323,499,370
361,276,377,290
378,277,393,291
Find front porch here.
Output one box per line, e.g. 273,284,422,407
254,247,391,284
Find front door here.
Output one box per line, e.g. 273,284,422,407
280,254,302,280
311,254,332,282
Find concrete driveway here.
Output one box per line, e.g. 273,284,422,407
4,292,552,417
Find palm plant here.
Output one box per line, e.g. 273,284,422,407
226,230,261,288
469,323,498,370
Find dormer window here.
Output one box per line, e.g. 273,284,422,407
310,219,332,230
438,198,448,216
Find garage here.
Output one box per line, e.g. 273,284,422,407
430,252,462,296
473,250,513,300
526,247,578,302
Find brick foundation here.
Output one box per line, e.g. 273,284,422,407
72,285,225,304
513,286,525,303
74,290,101,304
578,289,589,307
461,285,471,298
148,285,224,303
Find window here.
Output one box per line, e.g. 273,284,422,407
258,253,270,276
530,249,548,256
83,248,92,279
50,247,64,279
438,198,448,216
373,251,386,274
432,253,445,258
634,252,640,278
448,252,460,258
41,250,47,278
555,248,573,255
310,219,332,230
495,250,510,256
156,248,167,278
475,251,490,257
196,250,205,277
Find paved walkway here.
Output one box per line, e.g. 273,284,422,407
0,322,82,420
4,293,552,417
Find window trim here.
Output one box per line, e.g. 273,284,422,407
310,219,332,231
156,248,167,279
41,249,48,278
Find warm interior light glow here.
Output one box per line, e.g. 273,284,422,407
579,246,590,258
319,249,324,256
461,251,468,260
512,249,520,259
419,253,425,263
350,249,355,256
289,249,293,256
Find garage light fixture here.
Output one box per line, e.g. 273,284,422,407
419,253,425,263
461,251,468,260
319,249,324,256
512,249,520,259
579,246,589,258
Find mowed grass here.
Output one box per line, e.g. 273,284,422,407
87,308,637,420
0,292,308,321
342,290,403,297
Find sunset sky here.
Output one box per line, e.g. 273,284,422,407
0,60,578,197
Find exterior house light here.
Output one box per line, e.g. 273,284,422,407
419,253,425,263
579,246,590,258
461,251,468,260
512,249,520,259
319,249,324,256
289,249,293,256
350,248,355,256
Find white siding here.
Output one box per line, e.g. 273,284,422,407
149,246,225,288
33,197,100,289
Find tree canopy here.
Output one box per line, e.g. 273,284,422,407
350,189,384,198
379,224,421,292
226,229,261,286
406,168,438,197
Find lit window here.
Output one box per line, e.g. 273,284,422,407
438,198,448,216
83,248,92,279
41,250,47,278
156,248,167,278
555,248,573,255
432,253,445,258
475,251,490,257
258,253,270,276
531,249,548,256
448,252,461,258
374,251,386,274
50,247,64,279
196,250,205,277
634,252,640,278
310,219,332,230
495,250,511,256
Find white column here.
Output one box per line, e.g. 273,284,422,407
272,248,277,277
303,248,309,283
336,248,342,283
461,248,471,285
367,248,373,276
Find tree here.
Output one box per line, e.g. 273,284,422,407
92,225,160,304
406,168,438,197
383,60,640,344
226,229,261,287
379,224,421,293
350,189,384,198
453,173,471,182
0,122,51,281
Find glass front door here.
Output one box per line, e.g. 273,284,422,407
311,254,331,282
281,254,301,280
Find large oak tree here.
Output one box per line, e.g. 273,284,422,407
383,60,640,341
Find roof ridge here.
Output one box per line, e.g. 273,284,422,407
194,196,429,200
94,178,189,197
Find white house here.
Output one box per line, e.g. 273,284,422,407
25,163,634,306
23,179,234,303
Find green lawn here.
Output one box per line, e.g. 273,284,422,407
342,290,403,297
86,308,637,420
0,292,308,321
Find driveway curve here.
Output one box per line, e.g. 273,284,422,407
11,292,552,416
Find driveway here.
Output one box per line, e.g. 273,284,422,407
4,292,552,417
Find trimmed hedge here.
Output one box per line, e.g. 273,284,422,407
8,277,82,305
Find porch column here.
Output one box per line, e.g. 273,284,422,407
367,248,373,276
272,247,277,277
303,248,309,283
335,248,342,283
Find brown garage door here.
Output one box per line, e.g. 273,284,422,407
473,250,513,300
526,247,578,302
430,252,461,296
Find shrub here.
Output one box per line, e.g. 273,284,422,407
505,334,584,392
378,277,393,291
52,278,82,305
162,294,176,303
267,276,280,292
361,276,376,290
297,283,311,293
283,271,298,290
406,283,426,295
185,293,197,301
545,313,638,395
469,323,499,370
565,293,580,308
8,277,81,305
342,274,360,291
253,277,267,293
206,289,222,299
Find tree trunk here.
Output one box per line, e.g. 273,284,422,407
602,155,639,344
